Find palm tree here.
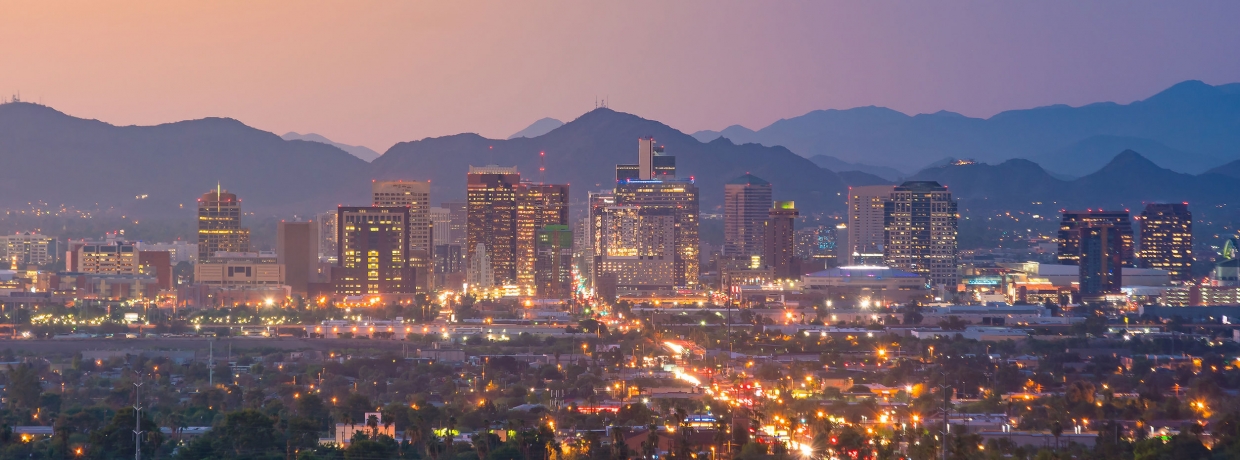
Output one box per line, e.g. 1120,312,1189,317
367,413,380,439
1051,420,1063,450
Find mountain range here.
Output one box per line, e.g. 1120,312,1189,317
2,88,1240,225
507,118,564,139
280,132,381,162
692,80,1240,176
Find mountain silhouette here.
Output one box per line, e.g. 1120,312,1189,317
910,150,1240,213
0,102,369,216
281,132,381,162
2,102,1238,224
507,118,565,139
375,108,850,215
694,80,1240,173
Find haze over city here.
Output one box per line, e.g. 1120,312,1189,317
1,3,1240,460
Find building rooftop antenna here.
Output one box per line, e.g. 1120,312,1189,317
539,151,546,184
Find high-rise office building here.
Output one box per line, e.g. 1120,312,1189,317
197,187,250,261
535,224,574,299
516,183,569,290
605,139,699,288
442,202,467,246
848,185,893,265
764,201,798,279
0,233,56,267
431,207,452,247
615,137,676,181
373,180,432,293
76,240,139,275
278,221,319,296
883,181,958,287
317,211,339,263
1079,226,1124,301
1057,210,1134,266
334,207,413,295
587,191,615,291
597,206,678,292
466,166,520,286
1138,203,1193,281
724,174,773,258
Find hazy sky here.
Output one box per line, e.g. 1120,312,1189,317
3,2,1239,152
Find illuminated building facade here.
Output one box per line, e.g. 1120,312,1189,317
587,191,615,290
197,188,250,261
373,180,432,293
516,183,569,290
0,233,56,267
613,181,699,287
1137,203,1192,281
467,166,520,286
194,252,285,286
75,241,138,275
883,181,957,287
1057,210,1134,266
764,201,798,279
535,224,574,299
847,185,893,265
724,174,772,258
605,138,699,288
335,206,413,295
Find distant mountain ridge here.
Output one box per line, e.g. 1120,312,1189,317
507,118,564,139
375,108,851,215
1,101,1239,226
0,102,369,216
692,80,1240,174
281,132,381,162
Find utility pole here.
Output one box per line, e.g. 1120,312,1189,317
941,369,950,460
134,374,144,460
209,340,214,386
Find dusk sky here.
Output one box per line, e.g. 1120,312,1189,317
3,2,1239,152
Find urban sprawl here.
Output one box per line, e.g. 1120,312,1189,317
0,139,1235,460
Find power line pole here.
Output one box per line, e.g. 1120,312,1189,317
941,369,950,460
134,373,144,460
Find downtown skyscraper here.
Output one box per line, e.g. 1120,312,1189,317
1057,210,1135,266
466,166,520,287
1138,203,1193,281
372,180,432,293
723,174,772,258
848,185,894,266
335,206,413,295
883,181,958,288
594,138,700,295
764,201,798,279
465,166,569,293
197,186,250,262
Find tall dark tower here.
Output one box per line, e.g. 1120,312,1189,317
1079,226,1124,302
764,201,798,279
724,174,772,258
1057,210,1134,266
